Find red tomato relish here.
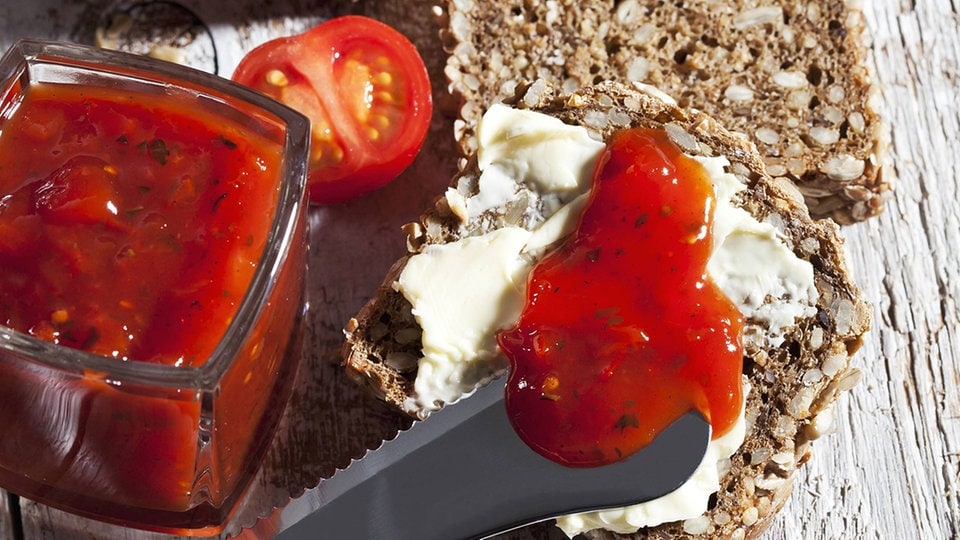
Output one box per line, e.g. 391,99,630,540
497,128,744,468
0,82,281,366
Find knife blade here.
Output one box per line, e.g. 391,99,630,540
274,375,710,540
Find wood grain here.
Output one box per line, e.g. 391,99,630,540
0,491,12,540
0,0,958,538
765,0,960,537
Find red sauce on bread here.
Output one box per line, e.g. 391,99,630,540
497,128,743,467
0,82,280,365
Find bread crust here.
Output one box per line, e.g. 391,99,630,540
342,81,870,539
437,0,889,224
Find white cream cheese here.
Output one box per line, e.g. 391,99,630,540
697,155,819,348
396,227,532,413
394,106,819,535
464,105,606,221
476,105,605,196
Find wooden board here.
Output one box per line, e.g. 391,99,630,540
0,0,958,538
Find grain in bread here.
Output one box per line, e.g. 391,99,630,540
342,81,870,538
437,0,889,224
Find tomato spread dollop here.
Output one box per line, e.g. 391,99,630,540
497,128,744,467
0,83,280,365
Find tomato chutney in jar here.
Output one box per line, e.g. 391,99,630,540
0,40,310,534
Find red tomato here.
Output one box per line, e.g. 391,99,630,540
232,16,433,204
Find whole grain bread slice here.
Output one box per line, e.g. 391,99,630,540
342,81,870,539
437,0,889,224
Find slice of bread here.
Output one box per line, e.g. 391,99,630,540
342,81,869,538
437,0,889,224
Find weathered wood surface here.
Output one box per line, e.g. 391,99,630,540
763,0,960,537
0,0,958,538
0,490,12,540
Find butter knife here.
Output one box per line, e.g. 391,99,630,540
274,375,709,539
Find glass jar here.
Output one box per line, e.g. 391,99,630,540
0,39,310,535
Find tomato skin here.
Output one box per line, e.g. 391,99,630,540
232,16,433,204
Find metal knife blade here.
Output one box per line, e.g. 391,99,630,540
274,375,710,540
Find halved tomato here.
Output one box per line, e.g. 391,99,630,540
232,15,433,205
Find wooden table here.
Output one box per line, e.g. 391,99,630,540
0,0,957,538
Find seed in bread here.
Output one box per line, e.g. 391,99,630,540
437,0,889,224
342,80,870,538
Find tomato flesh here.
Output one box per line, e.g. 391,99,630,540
497,128,744,467
232,15,433,204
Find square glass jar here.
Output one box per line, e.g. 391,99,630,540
0,39,310,534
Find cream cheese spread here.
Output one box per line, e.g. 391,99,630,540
476,105,604,196
398,227,531,411
393,105,819,536
698,155,819,348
